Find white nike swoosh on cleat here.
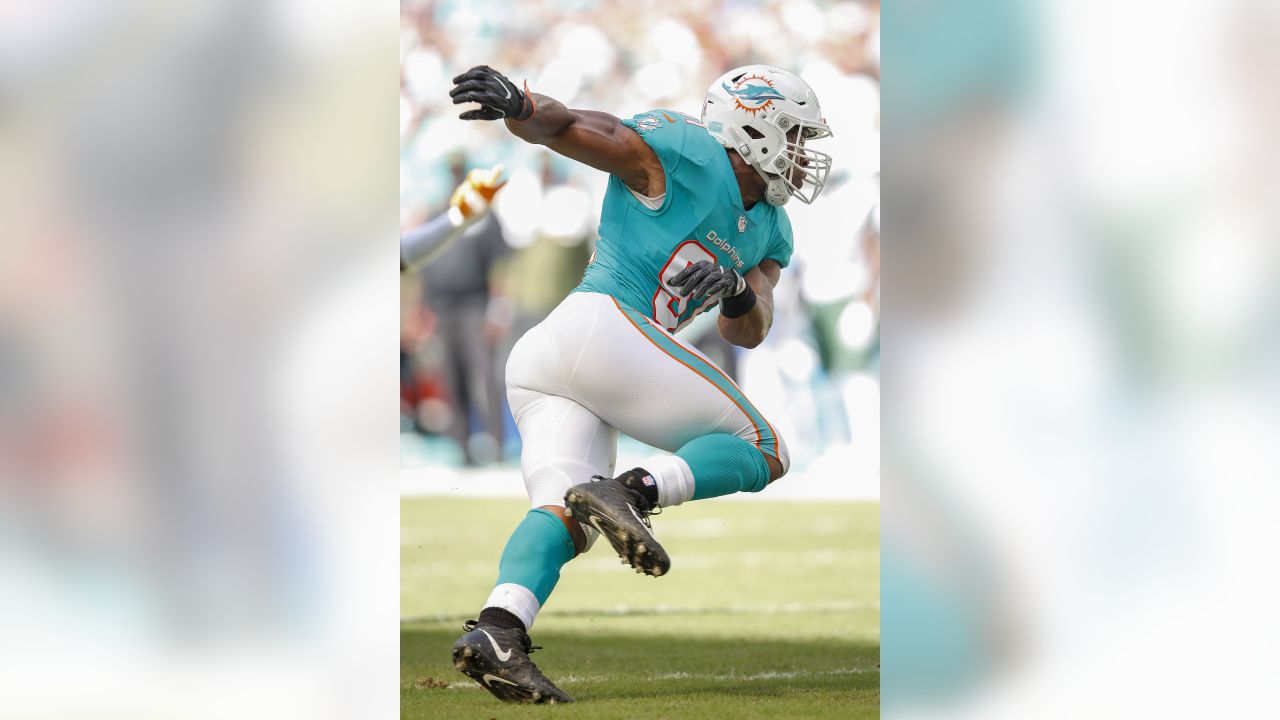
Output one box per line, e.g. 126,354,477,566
479,629,513,662
628,505,656,540
482,673,518,688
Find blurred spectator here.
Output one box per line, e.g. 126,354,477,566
413,153,513,465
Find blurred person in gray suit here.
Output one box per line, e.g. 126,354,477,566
414,154,512,465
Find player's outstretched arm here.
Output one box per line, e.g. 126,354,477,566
669,260,780,349
450,65,663,196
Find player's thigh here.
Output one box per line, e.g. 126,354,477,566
505,305,569,416
510,392,618,508
570,298,784,466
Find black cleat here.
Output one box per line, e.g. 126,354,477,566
564,469,670,577
452,620,573,704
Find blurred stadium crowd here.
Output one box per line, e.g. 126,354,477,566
399,0,881,481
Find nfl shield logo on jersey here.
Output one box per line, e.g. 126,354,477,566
737,215,747,233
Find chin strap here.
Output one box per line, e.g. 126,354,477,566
764,177,791,206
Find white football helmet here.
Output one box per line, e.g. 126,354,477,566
702,64,833,206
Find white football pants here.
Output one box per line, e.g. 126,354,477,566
506,292,788,514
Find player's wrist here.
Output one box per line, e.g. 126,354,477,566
719,279,756,319
512,96,534,121
510,84,535,121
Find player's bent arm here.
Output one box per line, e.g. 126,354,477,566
718,261,780,349
506,94,664,196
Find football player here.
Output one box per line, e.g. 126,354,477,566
447,64,833,703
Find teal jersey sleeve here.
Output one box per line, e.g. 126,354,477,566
575,109,794,333
619,112,688,180
617,110,723,214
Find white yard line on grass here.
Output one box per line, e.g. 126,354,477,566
402,599,879,625
439,667,877,689
654,667,879,681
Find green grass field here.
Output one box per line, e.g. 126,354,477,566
402,496,879,719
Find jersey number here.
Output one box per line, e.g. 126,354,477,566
653,240,717,332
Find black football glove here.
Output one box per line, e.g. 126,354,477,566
449,65,533,121
668,260,747,304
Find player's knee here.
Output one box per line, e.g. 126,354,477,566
764,436,790,484
764,453,787,484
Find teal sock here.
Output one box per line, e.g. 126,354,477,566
494,508,576,605
681,433,771,501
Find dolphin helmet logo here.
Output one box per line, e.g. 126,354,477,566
723,74,787,115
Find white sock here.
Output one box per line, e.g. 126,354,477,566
643,454,695,507
483,583,541,630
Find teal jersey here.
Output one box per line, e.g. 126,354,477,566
574,109,794,333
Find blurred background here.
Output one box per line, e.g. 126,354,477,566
883,0,1280,717
398,0,882,492
0,1,399,717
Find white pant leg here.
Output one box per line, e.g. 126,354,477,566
508,391,618,509
506,318,618,551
